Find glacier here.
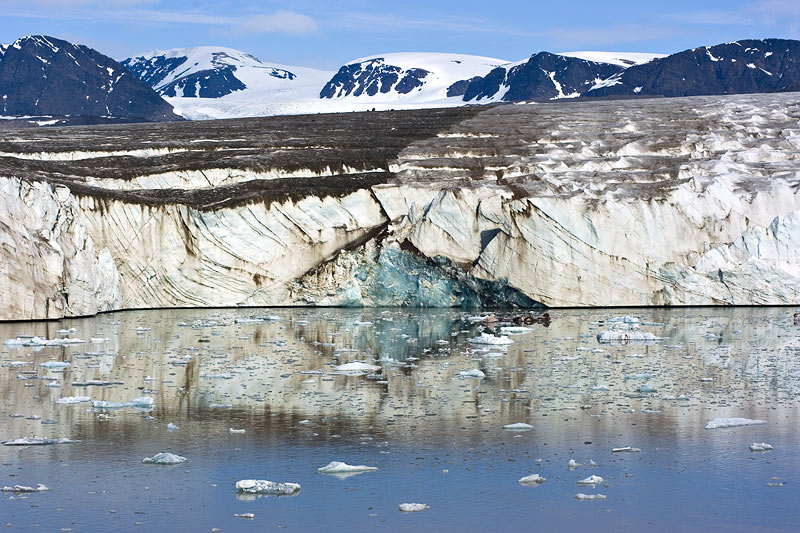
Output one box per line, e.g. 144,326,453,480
1,93,800,320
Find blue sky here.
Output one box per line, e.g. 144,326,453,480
3,0,800,68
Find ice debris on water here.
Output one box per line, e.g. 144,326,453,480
142,452,187,465
612,446,641,453
92,397,154,410
577,475,604,485
568,459,584,468
749,443,773,452
167,423,179,431
575,493,606,500
6,337,83,347
2,484,50,492
334,362,381,373
705,418,766,429
40,361,71,369
467,333,513,345
518,474,546,485
503,422,533,430
458,369,485,379
398,503,429,512
234,513,254,519
55,396,91,404
500,326,533,334
235,480,301,495
317,461,378,474
3,437,79,446
229,428,246,434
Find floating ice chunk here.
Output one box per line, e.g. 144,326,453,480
503,422,533,430
234,317,262,324
142,452,187,465
500,326,533,334
636,382,657,393
608,316,639,324
575,493,606,500
398,503,429,512
229,428,246,434
2,484,49,492
167,423,179,431
568,459,584,468
597,330,660,343
209,403,233,409
234,513,254,519
591,385,610,391
2,361,30,367
468,333,513,345
577,475,604,485
259,315,280,321
518,474,546,485
612,446,641,453
317,461,378,475
40,361,71,369
55,396,91,404
200,373,233,379
705,418,766,429
92,397,154,410
354,321,373,326
750,443,773,452
235,480,300,495
334,362,381,373
459,369,485,379
2,437,79,446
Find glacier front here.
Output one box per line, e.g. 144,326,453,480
1,94,800,320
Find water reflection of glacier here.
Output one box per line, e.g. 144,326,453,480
2,307,800,446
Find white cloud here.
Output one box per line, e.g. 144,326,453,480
4,6,319,35
237,10,318,35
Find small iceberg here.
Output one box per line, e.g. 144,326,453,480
705,418,766,429
503,422,533,431
575,493,606,500
40,361,71,369
459,369,486,379
518,474,546,485
612,446,641,453
749,443,773,452
577,475,604,485
142,452,187,465
467,333,513,345
398,503,429,512
2,437,79,446
92,397,154,410
229,428,246,434
568,459,584,468
55,396,91,404
317,461,378,477
235,480,301,496
334,362,381,373
2,484,50,493
167,423,179,431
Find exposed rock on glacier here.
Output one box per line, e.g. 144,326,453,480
2,94,800,319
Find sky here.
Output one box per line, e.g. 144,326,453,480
2,0,800,69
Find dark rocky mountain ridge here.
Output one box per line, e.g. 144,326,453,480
0,35,181,122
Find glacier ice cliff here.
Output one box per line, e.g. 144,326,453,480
1,95,800,319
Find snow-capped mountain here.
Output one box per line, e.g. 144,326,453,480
456,52,622,102
0,35,180,122
556,51,666,67
123,47,334,120
584,39,800,98
320,53,509,103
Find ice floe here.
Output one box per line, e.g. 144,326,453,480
1,484,50,492
575,493,606,500
235,480,301,495
577,475,604,485
2,436,79,446
705,418,766,429
398,503,429,512
503,422,533,430
317,461,378,476
467,333,513,345
749,443,773,452
142,452,187,465
518,474,546,485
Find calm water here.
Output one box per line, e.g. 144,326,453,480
1,307,799,532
